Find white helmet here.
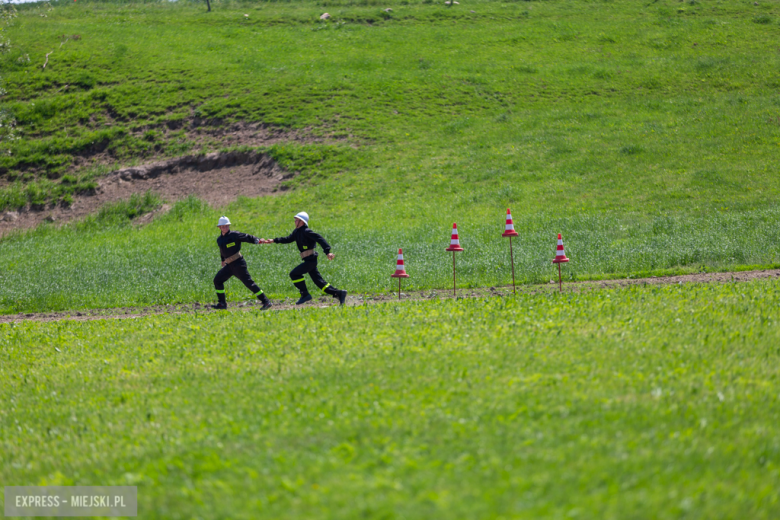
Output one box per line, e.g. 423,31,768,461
294,212,309,225
217,216,231,227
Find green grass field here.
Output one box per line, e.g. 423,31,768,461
3,0,780,312
2,1,780,517
3,198,780,313
2,280,780,518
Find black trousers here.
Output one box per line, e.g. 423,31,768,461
214,258,262,294
290,256,338,295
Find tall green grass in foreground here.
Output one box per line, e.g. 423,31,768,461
2,196,780,313
2,280,779,518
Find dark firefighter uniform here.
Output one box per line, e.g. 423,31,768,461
213,231,271,309
273,225,346,304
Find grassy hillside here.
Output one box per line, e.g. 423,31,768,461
2,280,780,518
2,0,780,312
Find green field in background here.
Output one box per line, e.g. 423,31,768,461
3,0,780,215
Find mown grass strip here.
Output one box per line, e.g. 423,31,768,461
1,279,779,518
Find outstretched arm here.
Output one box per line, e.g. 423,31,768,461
268,232,295,244
234,232,262,245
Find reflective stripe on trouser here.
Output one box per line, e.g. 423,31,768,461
320,285,339,297
254,290,269,303
293,280,309,296
290,256,340,297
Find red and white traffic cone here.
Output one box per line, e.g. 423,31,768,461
502,208,519,238
446,223,463,297
446,223,464,252
391,248,409,299
502,209,519,295
551,233,570,292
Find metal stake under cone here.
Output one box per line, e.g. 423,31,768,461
446,223,464,297
557,262,562,293
452,251,457,297
509,236,516,295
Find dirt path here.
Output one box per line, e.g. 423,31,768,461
3,268,779,324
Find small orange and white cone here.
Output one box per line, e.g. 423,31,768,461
446,223,463,297
391,248,409,299
502,208,519,295
391,248,410,278
552,233,570,292
552,233,570,264
502,209,519,238
446,223,464,252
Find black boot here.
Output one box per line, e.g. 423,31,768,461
257,292,272,311
211,291,227,310
324,285,347,305
294,280,312,305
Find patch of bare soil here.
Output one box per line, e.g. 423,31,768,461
3,269,779,324
0,150,291,234
0,118,359,233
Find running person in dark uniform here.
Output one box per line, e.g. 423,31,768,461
212,216,272,310
261,212,347,305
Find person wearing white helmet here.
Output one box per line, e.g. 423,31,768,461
212,216,272,310
260,211,347,305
